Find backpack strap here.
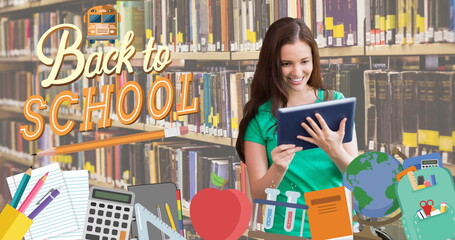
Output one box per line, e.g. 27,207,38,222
324,89,335,101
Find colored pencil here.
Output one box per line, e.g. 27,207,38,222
10,166,32,208
164,203,177,231
36,126,188,156
18,172,48,213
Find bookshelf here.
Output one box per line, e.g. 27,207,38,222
0,0,74,14
171,52,231,60
0,151,33,166
3,44,454,63
0,105,234,146
366,43,455,56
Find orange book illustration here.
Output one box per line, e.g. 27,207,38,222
304,186,352,240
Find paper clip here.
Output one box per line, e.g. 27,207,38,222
36,188,54,205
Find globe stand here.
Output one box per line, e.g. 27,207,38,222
353,212,402,240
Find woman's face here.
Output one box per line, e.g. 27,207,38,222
280,40,313,94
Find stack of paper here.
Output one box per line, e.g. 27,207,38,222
7,163,89,240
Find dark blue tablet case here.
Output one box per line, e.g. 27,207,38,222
277,97,356,150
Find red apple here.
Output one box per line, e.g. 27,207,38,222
190,188,252,240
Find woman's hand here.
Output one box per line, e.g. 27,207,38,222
296,113,346,155
270,144,303,172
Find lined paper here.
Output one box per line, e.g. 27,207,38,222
49,170,89,240
7,163,78,240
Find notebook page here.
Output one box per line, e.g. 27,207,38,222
7,163,78,240
49,170,89,240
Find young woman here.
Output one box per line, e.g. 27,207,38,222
236,17,358,238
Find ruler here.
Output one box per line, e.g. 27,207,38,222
134,203,186,240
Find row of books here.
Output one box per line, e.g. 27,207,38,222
0,119,246,203
0,0,37,8
2,0,455,58
364,70,455,164
0,11,83,57
0,161,24,209
0,66,255,139
366,0,455,46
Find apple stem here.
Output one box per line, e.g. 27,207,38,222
220,179,229,191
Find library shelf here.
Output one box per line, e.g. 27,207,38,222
0,104,234,146
0,105,23,115
318,46,365,57
143,125,233,147
0,150,33,166
231,51,260,60
171,52,231,60
0,56,35,62
366,43,455,56
0,0,74,14
231,46,365,60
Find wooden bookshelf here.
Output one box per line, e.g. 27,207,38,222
231,51,260,60
0,105,23,114
0,56,35,62
366,43,455,56
0,104,234,146
319,46,365,57
231,46,365,60
171,52,231,60
0,150,33,166
0,0,74,14
143,125,233,146
2,43,455,64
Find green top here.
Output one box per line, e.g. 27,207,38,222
244,89,345,238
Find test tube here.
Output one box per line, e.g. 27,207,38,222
263,188,280,229
284,191,301,232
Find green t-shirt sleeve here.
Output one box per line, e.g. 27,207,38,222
244,117,266,146
333,91,345,100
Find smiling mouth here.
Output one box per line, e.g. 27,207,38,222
288,77,304,82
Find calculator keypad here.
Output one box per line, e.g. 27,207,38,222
83,200,133,240
421,164,438,169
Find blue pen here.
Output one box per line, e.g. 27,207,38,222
28,186,61,220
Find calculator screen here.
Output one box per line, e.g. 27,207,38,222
93,189,132,203
422,160,438,165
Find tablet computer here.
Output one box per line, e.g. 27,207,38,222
277,97,356,150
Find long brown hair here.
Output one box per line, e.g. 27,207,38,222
236,17,325,162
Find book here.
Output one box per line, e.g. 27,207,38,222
401,71,419,158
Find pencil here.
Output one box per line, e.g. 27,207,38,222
18,172,49,213
165,203,177,231
10,166,32,208
36,126,189,156
156,204,166,240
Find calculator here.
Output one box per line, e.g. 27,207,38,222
421,159,439,169
83,186,136,240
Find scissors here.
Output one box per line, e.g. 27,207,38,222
420,200,434,216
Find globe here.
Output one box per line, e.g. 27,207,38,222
343,152,404,218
